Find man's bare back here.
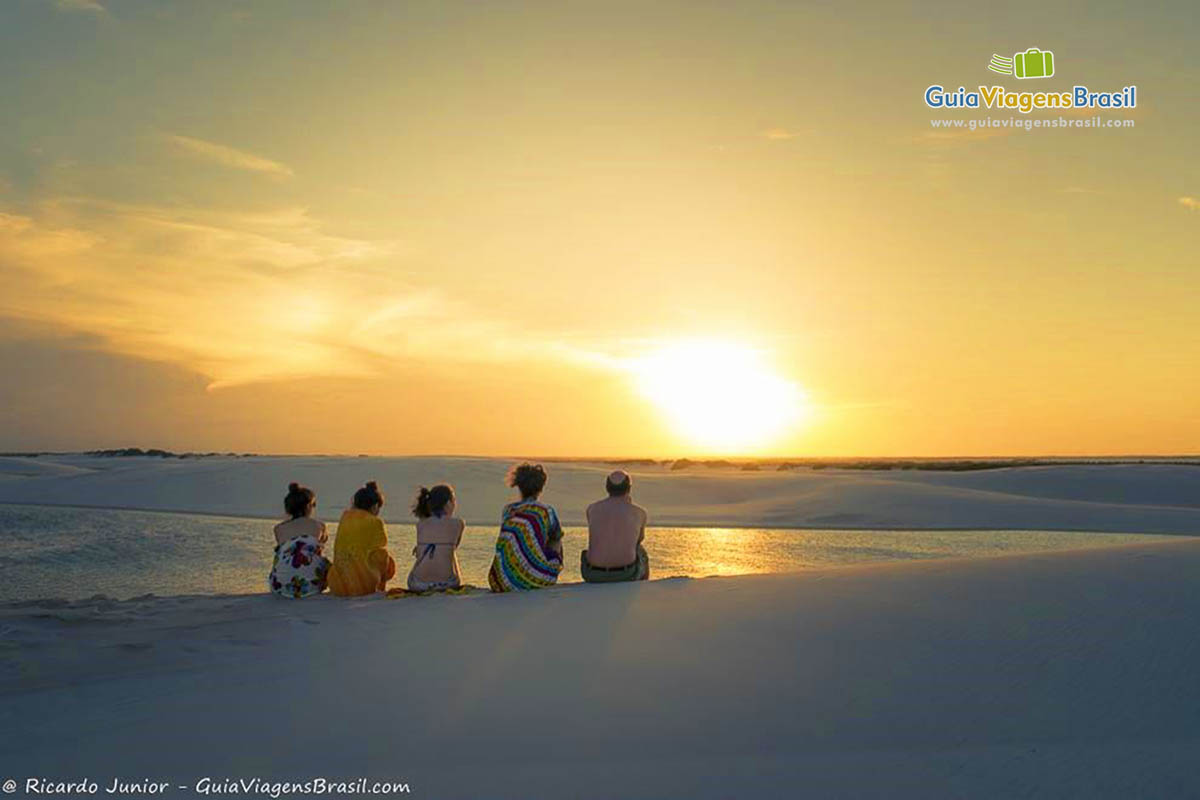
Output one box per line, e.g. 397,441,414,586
585,495,647,568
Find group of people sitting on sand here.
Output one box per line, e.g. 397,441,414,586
267,462,650,599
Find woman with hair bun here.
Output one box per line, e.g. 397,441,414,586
268,482,330,599
487,463,563,592
406,484,465,592
327,480,396,596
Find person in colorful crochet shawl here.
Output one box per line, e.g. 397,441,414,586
488,463,563,592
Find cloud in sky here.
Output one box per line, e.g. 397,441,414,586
0,210,97,267
0,200,397,386
762,128,800,140
915,128,1011,146
166,134,294,178
54,0,105,12
0,199,612,390
1179,196,1199,211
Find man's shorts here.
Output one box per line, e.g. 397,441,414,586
581,545,650,583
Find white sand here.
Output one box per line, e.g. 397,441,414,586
1,455,1199,532
2,538,1198,798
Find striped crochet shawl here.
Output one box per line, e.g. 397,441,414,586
488,500,564,592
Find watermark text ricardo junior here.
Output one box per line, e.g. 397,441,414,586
13,777,411,797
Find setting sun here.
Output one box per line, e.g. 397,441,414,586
629,340,808,453
0,0,1193,461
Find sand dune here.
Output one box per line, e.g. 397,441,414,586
1,455,1199,533
2,538,1198,798
0,456,95,479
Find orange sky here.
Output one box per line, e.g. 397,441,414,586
0,1,1196,457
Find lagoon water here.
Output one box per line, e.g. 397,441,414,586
0,503,1174,603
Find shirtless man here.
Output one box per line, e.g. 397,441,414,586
582,470,649,583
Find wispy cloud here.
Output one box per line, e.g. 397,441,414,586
1179,196,1199,212
0,211,97,267
54,0,105,12
166,134,294,178
0,199,610,390
0,201,391,386
915,128,1011,146
762,128,801,141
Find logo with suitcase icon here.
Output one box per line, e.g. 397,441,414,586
988,48,1055,79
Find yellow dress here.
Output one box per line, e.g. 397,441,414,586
327,508,395,596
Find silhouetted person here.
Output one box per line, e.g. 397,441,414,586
582,470,649,583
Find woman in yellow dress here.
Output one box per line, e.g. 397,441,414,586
327,481,396,596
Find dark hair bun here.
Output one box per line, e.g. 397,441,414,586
283,482,316,518
353,480,386,511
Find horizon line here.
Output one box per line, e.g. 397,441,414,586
4,448,1200,463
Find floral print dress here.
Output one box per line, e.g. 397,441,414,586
269,535,330,598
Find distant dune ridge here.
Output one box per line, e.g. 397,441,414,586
1,454,1199,533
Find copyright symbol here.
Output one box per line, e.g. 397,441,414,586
2,778,16,793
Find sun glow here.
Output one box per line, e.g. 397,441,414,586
630,339,808,453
